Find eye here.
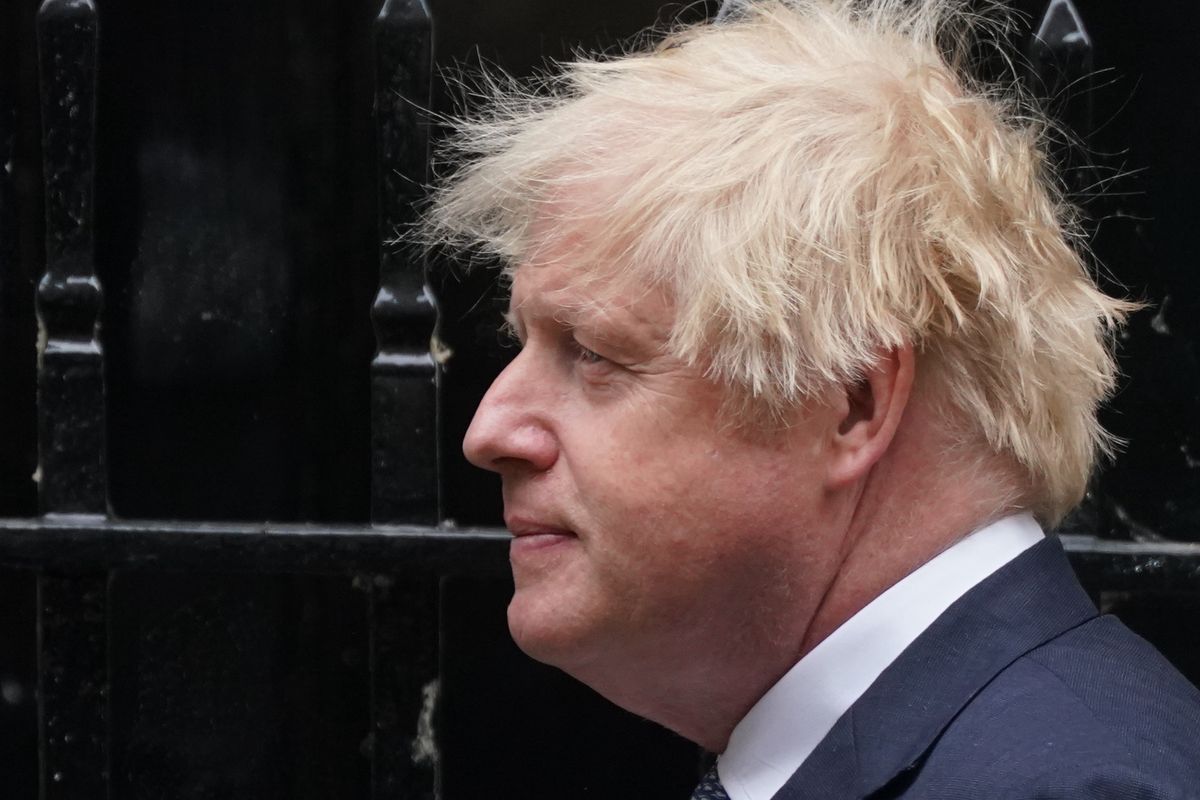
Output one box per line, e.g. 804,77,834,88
570,338,607,366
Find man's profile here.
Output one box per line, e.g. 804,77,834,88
420,1,1200,797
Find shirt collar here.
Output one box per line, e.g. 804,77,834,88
717,513,1045,800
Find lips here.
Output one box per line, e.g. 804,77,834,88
505,512,576,536
506,515,577,557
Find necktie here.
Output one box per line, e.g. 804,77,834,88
691,764,732,800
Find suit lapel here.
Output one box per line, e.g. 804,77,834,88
771,537,1099,800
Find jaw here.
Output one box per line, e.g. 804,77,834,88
508,538,837,752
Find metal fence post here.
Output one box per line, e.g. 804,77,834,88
36,0,106,517
35,1,109,797
371,0,439,528
369,3,441,798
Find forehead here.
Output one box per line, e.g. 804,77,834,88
508,261,675,344
508,178,676,338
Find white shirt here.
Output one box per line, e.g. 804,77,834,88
717,513,1045,800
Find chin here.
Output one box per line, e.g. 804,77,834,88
506,588,598,670
506,591,562,663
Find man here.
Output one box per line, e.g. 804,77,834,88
421,1,1200,797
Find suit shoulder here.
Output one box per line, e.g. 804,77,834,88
898,615,1200,798
1020,614,1200,744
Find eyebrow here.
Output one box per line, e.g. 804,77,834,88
504,297,588,335
505,291,664,359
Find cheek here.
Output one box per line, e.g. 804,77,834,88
562,390,822,570
583,444,800,573
578,394,801,512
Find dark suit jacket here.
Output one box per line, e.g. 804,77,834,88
773,538,1200,800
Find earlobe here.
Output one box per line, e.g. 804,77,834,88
826,345,915,488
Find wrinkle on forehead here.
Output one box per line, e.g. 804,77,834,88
503,173,685,358
509,259,677,354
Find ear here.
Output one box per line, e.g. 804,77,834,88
826,345,915,489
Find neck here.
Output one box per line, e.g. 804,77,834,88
569,571,820,752
800,407,1026,656
701,416,1024,748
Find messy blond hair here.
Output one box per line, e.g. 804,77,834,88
420,0,1135,525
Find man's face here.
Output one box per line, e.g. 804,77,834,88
463,256,848,696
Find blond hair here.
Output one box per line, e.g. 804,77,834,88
420,0,1135,525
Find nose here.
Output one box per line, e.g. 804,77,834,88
463,352,559,474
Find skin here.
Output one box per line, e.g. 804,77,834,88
464,255,1023,752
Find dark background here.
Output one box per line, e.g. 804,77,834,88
4,3,1198,530
2,0,716,527
2,0,1199,797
